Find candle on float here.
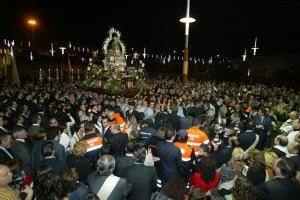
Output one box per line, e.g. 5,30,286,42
254,37,257,48
142,47,146,58
242,49,247,61
56,68,59,79
48,69,51,78
39,69,42,77
30,51,33,61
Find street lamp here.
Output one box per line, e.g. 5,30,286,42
180,0,195,86
27,19,37,46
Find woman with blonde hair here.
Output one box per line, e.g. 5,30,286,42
65,141,94,184
264,151,278,181
218,147,245,192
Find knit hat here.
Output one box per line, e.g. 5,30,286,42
177,129,188,139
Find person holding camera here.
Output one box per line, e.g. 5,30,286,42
0,164,33,200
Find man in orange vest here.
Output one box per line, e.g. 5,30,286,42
107,109,126,133
187,115,209,157
83,121,103,163
174,129,195,181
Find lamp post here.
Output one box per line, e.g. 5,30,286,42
180,0,195,86
27,19,37,47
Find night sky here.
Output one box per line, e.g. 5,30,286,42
1,0,300,58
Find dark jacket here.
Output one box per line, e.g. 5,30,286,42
38,157,67,176
156,141,184,184
114,155,134,177
88,172,132,200
257,177,300,200
65,154,94,184
121,164,157,200
107,132,128,158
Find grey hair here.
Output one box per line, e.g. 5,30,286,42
96,155,116,176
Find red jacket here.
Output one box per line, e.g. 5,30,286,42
189,172,220,192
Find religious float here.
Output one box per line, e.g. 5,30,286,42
82,27,147,94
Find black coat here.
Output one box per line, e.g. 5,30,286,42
239,130,257,151
257,177,300,200
0,148,13,164
121,164,157,200
11,140,33,175
114,155,134,177
107,132,128,158
38,157,67,176
156,141,184,184
31,140,47,171
66,154,94,184
211,146,233,169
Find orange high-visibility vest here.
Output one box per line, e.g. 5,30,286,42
85,132,103,152
174,142,193,162
187,127,209,156
246,106,252,113
109,113,126,133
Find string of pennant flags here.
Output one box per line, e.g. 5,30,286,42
1,37,260,64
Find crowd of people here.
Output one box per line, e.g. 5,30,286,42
0,77,300,200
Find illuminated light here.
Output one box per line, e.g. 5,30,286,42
179,17,196,23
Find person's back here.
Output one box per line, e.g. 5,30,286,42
62,168,91,200
140,119,157,142
180,115,193,130
258,177,300,200
31,130,48,171
88,173,131,200
109,124,128,157
87,155,132,200
174,129,195,181
68,182,91,200
187,127,209,157
38,141,67,176
121,144,157,200
123,163,157,200
34,171,63,200
189,158,220,192
187,115,210,157
257,157,300,200
156,128,184,184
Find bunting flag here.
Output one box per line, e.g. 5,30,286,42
0,49,3,78
11,51,21,86
67,56,72,79
3,48,11,78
